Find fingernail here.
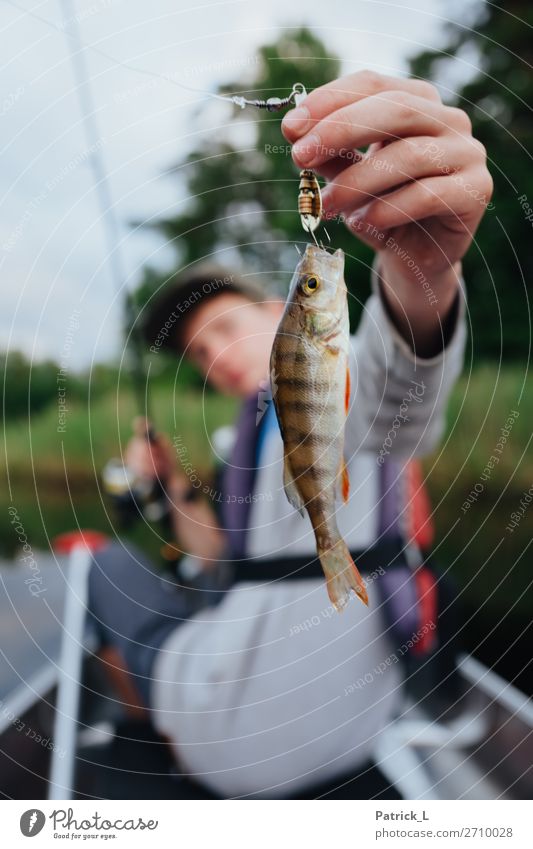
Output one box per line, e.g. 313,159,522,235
292,132,320,166
281,106,311,135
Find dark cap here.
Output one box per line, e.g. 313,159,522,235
141,263,270,355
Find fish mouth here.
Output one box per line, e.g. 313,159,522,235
302,243,344,268
298,244,345,285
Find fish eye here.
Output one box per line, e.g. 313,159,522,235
302,275,320,295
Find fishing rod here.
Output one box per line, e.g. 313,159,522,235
58,0,174,542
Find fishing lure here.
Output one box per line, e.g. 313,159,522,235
227,81,326,243
230,82,307,112
298,168,323,236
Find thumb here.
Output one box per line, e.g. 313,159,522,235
133,416,156,441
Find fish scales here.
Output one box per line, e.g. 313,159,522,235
270,244,368,611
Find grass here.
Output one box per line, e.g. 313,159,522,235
2,385,237,482
427,364,532,491
420,364,533,623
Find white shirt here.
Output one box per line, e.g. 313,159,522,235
151,266,466,798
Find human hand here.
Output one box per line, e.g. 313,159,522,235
282,70,492,271
282,71,493,351
125,417,178,484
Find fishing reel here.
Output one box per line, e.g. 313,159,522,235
102,457,187,571
101,457,172,528
102,420,173,527
101,456,226,599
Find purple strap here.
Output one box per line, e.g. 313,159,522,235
220,393,261,559
377,456,402,540
377,456,421,639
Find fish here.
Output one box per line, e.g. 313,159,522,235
270,243,368,611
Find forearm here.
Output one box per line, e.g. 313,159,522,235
377,252,462,358
345,258,466,459
167,476,226,564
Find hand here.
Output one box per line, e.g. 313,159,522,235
124,419,223,563
125,417,178,483
282,70,492,272
282,71,493,353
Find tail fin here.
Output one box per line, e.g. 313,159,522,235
319,539,369,612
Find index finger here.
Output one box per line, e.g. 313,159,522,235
281,70,440,141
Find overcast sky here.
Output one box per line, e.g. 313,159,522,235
1,0,481,368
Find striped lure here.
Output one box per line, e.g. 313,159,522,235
298,168,322,234
270,244,368,611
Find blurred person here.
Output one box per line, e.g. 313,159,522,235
88,71,492,799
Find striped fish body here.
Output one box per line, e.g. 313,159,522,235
270,244,368,611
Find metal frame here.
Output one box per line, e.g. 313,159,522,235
48,544,93,800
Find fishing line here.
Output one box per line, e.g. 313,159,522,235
9,1,324,244
6,0,307,111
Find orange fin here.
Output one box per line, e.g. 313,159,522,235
341,458,350,503
318,539,369,611
345,366,351,414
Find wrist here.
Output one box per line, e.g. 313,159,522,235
376,255,462,358
379,252,461,309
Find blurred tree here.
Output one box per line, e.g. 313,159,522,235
409,0,533,360
1,351,57,419
133,28,374,340
0,350,130,420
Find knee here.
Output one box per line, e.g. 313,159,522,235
90,540,124,579
88,540,151,595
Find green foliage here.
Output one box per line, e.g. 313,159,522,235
1,351,139,420
2,351,56,419
409,1,533,361
1,351,97,420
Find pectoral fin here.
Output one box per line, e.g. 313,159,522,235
345,366,351,415
338,457,350,503
283,455,305,517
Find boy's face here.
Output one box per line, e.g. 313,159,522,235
181,292,284,398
